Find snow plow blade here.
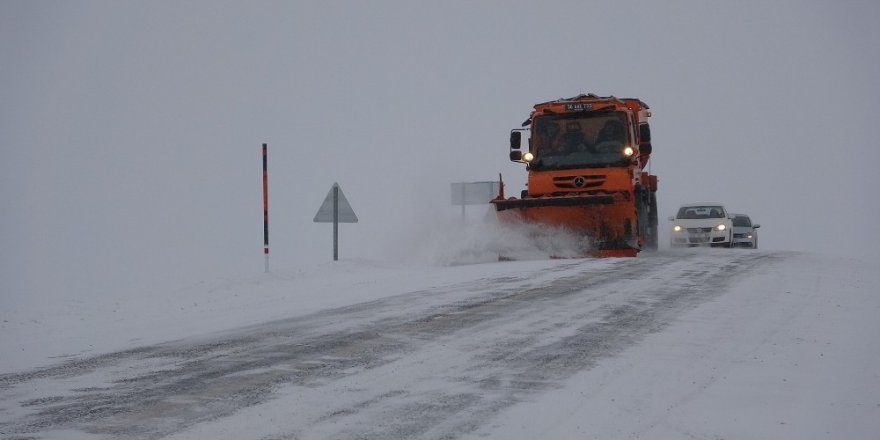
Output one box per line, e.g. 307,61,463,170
492,193,640,257
493,195,615,210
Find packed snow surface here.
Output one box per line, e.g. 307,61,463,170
1,249,879,439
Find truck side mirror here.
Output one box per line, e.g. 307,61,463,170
639,124,652,155
639,123,651,143
510,131,522,150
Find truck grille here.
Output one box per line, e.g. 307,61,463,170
553,175,605,189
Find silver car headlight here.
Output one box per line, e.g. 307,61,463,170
716,224,726,231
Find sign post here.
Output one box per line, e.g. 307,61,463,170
450,181,501,221
313,183,358,261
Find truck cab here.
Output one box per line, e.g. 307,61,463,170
508,95,654,198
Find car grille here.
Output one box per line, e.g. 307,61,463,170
685,227,713,244
687,227,712,233
733,233,748,238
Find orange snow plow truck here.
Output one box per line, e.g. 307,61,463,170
492,93,658,257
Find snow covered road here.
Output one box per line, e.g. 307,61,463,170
1,250,878,439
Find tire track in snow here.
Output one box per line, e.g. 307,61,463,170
0,251,781,440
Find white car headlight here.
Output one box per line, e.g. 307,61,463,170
716,224,726,231
673,225,682,232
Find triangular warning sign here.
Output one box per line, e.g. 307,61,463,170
313,183,358,223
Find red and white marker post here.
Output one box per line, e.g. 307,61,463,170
262,143,269,273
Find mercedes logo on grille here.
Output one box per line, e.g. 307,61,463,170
573,176,586,188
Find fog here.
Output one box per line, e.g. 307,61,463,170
2,1,879,301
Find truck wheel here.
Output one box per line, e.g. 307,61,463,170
646,192,659,251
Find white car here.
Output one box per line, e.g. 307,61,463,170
731,214,760,248
669,203,734,247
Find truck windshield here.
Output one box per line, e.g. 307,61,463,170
530,112,630,169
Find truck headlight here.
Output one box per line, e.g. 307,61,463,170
522,152,534,163
716,224,726,231
673,225,682,232
623,146,634,157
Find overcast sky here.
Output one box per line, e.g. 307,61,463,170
2,1,879,300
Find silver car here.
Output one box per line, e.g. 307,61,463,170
731,214,760,248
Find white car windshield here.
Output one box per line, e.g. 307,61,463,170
677,206,725,219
